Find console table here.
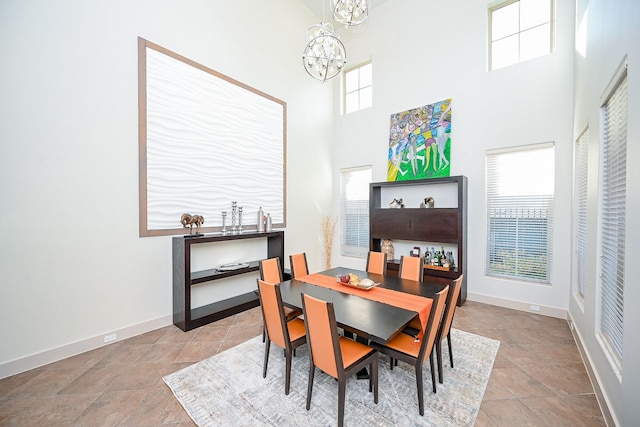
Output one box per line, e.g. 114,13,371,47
172,231,285,331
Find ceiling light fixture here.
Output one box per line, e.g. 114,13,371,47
332,0,369,27
302,22,347,82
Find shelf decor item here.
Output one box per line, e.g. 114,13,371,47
221,211,228,235
420,197,435,208
389,198,404,208
231,201,237,234
180,213,205,235
381,239,394,260
257,207,264,232
322,215,337,269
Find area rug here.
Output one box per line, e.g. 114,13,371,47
163,329,499,427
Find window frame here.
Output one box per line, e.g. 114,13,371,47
339,166,372,259
597,58,627,373
488,0,555,70
485,142,555,284
342,60,372,114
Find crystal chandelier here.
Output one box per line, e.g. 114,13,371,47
302,22,347,82
332,0,369,27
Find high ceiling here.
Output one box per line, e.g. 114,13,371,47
299,0,390,21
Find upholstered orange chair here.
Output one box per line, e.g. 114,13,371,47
370,285,448,416
257,279,307,395
259,257,285,284
399,255,424,281
289,252,310,279
259,258,303,342
398,256,426,335
435,275,463,384
365,251,387,275
301,293,378,427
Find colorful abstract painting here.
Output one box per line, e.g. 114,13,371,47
388,98,452,181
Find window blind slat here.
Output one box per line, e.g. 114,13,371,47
575,127,589,298
485,144,554,283
599,72,626,368
340,167,371,258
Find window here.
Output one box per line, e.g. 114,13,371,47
574,127,589,299
599,63,627,370
343,61,372,114
485,143,555,283
489,0,554,70
340,166,371,258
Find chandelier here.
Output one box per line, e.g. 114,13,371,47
302,23,347,82
332,0,369,27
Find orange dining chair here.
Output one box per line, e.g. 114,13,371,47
398,255,425,338
435,275,463,384
289,252,310,279
403,275,463,384
257,279,307,395
366,251,387,275
301,293,378,427
399,255,424,281
259,258,303,342
370,285,448,416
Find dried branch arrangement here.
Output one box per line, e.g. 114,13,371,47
322,215,338,270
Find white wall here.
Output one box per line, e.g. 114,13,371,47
0,0,334,374
332,0,575,316
3,2,639,422
570,0,640,425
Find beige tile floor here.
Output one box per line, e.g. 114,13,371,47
0,301,605,426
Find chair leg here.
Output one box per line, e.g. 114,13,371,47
338,378,346,427
285,349,292,395
262,324,266,343
263,339,270,378
447,332,454,368
389,357,394,370
306,365,315,410
436,338,444,384
415,364,424,416
429,352,437,393
371,357,379,404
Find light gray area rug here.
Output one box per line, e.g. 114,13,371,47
163,329,499,426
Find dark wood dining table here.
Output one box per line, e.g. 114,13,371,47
278,267,449,345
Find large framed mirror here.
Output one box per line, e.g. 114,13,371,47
138,38,286,237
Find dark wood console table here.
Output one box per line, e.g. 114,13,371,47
172,231,285,331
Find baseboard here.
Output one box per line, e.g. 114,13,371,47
466,292,567,319
0,315,173,380
566,314,617,427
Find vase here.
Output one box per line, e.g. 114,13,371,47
381,239,394,261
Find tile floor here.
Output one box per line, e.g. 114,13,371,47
0,301,605,426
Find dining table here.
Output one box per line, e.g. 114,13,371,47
278,266,449,345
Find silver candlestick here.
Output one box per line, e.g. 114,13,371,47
231,201,237,234
238,207,243,234
221,211,227,235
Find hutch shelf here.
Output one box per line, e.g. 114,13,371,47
370,175,467,306
172,230,285,331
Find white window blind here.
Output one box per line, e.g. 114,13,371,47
599,69,627,368
575,128,589,298
340,167,371,258
485,143,554,283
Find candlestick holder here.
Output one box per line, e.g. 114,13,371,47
221,211,227,235
231,201,237,234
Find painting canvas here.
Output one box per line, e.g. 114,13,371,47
388,98,452,181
